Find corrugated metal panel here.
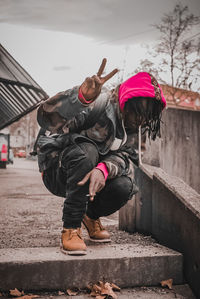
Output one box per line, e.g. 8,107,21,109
0,44,49,130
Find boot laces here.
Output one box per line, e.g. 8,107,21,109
94,219,104,231
70,229,82,240
62,229,82,240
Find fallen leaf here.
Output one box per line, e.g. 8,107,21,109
111,283,120,291
98,281,104,288
161,278,173,289
92,284,102,293
66,289,79,296
0,293,3,297
101,282,117,299
88,281,119,298
58,291,65,295
10,288,22,297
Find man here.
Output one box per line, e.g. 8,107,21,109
36,58,166,255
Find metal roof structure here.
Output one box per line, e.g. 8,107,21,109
0,44,49,130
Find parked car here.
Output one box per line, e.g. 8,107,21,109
16,150,26,158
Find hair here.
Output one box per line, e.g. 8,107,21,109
124,97,163,140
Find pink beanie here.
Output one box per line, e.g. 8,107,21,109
118,72,166,111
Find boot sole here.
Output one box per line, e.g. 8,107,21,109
89,237,111,243
60,242,87,256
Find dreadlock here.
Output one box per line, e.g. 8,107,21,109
124,97,163,140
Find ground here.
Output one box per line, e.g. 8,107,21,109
0,158,196,298
0,158,157,249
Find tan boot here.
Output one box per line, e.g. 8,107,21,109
61,228,87,255
82,215,111,243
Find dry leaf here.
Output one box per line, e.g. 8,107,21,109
10,288,22,297
0,293,3,297
111,283,120,292
101,282,117,299
98,281,104,288
93,284,102,293
161,278,173,289
58,291,65,295
88,281,119,298
66,289,79,296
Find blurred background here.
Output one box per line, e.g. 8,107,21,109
0,0,199,192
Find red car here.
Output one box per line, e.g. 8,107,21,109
16,150,26,158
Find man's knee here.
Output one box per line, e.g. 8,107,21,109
89,176,135,218
107,176,135,201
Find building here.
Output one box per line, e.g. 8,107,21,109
0,44,48,155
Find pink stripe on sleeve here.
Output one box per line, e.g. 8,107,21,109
96,162,109,180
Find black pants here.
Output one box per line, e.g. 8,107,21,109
43,138,134,228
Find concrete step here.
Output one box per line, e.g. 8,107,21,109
0,243,183,291
1,285,195,299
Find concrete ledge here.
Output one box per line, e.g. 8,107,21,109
152,169,200,298
0,244,183,291
153,168,200,218
119,164,200,297
135,165,155,234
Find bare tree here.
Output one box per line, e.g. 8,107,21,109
137,4,200,93
175,39,200,90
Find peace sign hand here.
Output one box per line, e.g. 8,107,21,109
80,58,118,101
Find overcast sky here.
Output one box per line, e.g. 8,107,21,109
0,0,200,95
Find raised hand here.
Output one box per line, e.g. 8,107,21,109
77,168,105,201
80,58,118,101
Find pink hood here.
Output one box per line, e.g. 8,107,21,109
118,72,166,111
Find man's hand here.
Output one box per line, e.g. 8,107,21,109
80,58,118,101
77,168,106,201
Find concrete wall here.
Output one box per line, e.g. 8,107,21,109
143,108,200,194
119,164,200,298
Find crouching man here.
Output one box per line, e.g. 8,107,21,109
36,58,166,255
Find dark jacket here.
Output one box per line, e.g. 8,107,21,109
37,86,138,181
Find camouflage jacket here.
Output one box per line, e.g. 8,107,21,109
37,86,138,185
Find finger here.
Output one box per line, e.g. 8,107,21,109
102,68,119,83
85,77,96,89
77,172,91,186
89,179,95,197
96,182,104,193
85,77,94,88
89,194,95,201
97,58,107,77
90,179,101,200
89,178,99,199
92,75,102,85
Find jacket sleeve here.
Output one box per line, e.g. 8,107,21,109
101,134,139,181
37,86,93,133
